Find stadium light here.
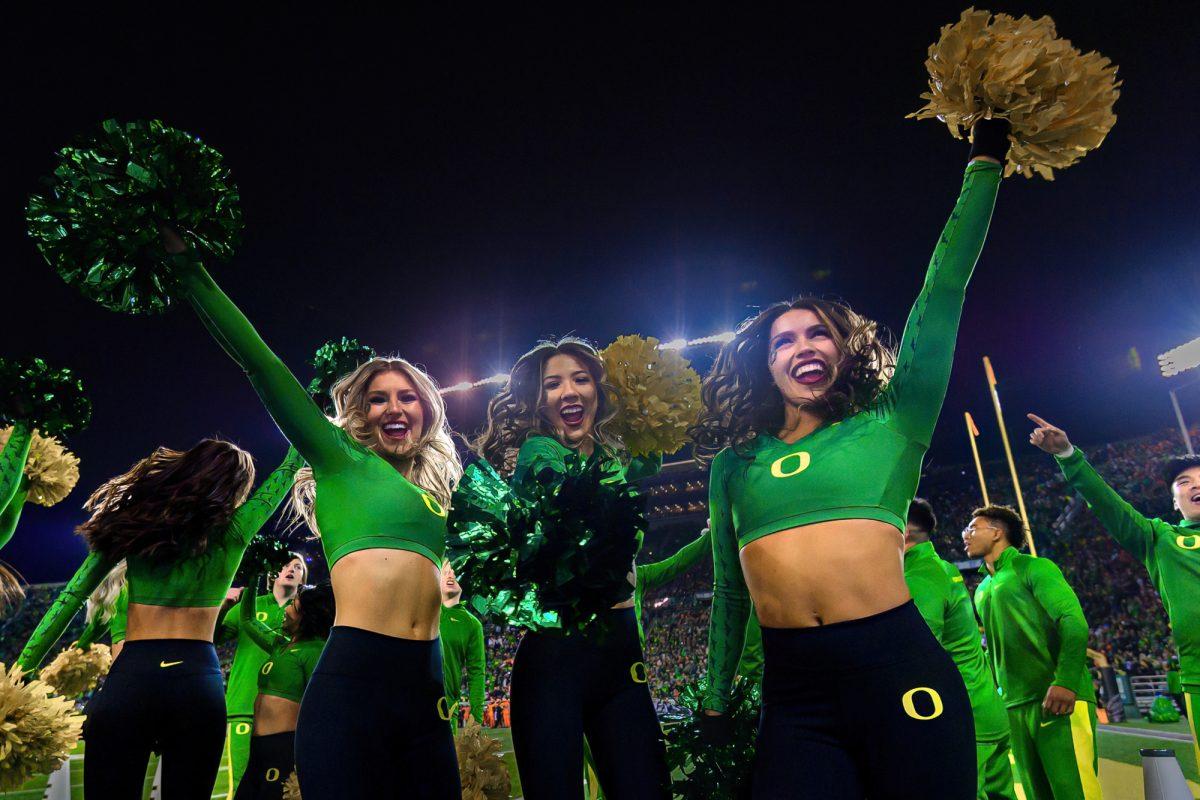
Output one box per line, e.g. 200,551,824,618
1158,336,1200,378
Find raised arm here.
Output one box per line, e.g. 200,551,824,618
465,615,487,723
169,256,343,471
18,550,116,673
636,528,711,592
239,578,288,652
0,422,33,519
886,158,1002,445
225,445,305,545
1027,558,1090,698
0,476,29,551
703,453,752,713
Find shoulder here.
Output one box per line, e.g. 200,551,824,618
1021,554,1065,582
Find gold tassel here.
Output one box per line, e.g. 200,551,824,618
0,426,80,507
908,8,1121,179
282,770,302,800
455,721,512,800
39,644,113,698
600,335,703,457
0,663,84,790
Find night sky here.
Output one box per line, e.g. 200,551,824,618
4,7,1199,582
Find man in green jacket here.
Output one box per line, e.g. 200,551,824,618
964,504,1101,800
440,560,486,726
1029,412,1200,763
905,499,1016,800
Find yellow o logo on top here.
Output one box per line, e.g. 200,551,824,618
771,452,811,478
235,722,252,735
256,611,268,622
261,662,274,676
1177,535,1200,551
901,687,944,721
422,493,448,518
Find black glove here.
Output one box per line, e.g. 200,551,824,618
697,710,733,746
969,117,1011,163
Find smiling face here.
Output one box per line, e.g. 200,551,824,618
540,353,598,448
1172,466,1200,522
440,561,461,603
364,369,426,458
767,308,842,407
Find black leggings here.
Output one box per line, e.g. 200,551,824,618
510,608,670,800
234,732,295,800
82,639,226,800
294,625,460,799
754,601,976,800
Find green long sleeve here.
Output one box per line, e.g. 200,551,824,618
226,445,306,546
1056,448,1160,564
0,477,29,551
172,259,344,473
465,615,487,723
1026,558,1091,694
0,422,33,527
887,161,1001,447
637,530,711,592
240,583,288,652
18,551,116,672
704,450,751,713
74,614,105,650
736,611,764,683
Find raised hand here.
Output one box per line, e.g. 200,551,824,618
1027,413,1072,456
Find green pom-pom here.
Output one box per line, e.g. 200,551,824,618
306,338,377,414
1149,695,1181,723
664,678,761,799
234,534,297,587
0,357,91,437
27,119,243,315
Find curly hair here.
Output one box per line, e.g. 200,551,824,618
689,297,895,462
972,504,1027,549
293,580,336,642
78,439,255,562
85,560,127,625
290,357,462,534
472,337,622,474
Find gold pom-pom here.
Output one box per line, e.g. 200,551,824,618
600,335,702,457
282,770,302,800
39,644,112,698
909,8,1121,179
0,426,80,507
455,721,512,800
0,663,84,790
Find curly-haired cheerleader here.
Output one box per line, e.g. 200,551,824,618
18,441,302,799
475,337,671,800
162,233,463,799
691,123,1009,799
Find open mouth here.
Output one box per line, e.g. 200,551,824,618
1190,492,1200,505
381,420,410,441
560,403,585,427
790,359,827,386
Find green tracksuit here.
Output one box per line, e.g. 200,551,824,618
440,603,486,724
218,592,289,793
974,547,1101,800
1056,447,1200,765
905,541,1015,800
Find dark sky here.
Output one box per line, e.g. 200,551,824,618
4,6,1199,582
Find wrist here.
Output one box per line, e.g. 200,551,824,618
969,117,1011,163
1054,445,1077,460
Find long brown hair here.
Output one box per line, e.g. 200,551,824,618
79,439,255,562
689,297,895,462
473,337,622,474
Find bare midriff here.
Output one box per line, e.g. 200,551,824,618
253,694,301,736
126,603,221,642
331,547,442,640
739,518,910,628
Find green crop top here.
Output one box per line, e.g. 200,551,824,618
240,589,324,704
16,447,302,673
704,161,1002,711
173,258,449,568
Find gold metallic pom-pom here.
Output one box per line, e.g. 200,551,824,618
0,426,80,507
455,721,512,800
0,663,84,790
909,8,1121,179
39,644,112,698
601,335,702,457
282,771,301,800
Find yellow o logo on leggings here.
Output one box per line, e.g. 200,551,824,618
630,662,648,684
437,696,453,721
771,452,811,479
265,768,280,782
901,687,944,721
1177,535,1200,551
235,722,252,735
422,493,448,518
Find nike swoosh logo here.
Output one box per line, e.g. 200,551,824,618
1039,720,1057,728
160,660,183,668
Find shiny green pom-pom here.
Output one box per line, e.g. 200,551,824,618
234,534,298,588
664,678,761,799
307,338,377,415
0,357,92,438
27,119,243,315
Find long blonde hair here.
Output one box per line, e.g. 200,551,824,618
85,560,128,625
289,357,462,534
